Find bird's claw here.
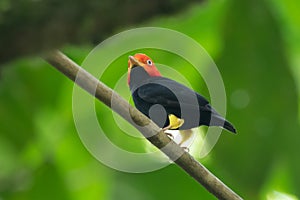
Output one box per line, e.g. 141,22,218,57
162,125,171,132
182,147,190,152
164,132,174,140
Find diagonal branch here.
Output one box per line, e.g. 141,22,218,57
43,50,242,200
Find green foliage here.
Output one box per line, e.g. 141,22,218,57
0,0,299,199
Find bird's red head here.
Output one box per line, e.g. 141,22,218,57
127,53,161,84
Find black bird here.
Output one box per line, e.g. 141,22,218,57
127,53,236,138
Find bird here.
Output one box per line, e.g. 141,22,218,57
127,53,236,145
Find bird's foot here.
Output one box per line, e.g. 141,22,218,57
164,132,174,140
182,147,190,152
162,114,184,131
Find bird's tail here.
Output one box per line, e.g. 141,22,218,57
210,113,237,134
223,120,237,134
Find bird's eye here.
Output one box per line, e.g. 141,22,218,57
146,60,152,65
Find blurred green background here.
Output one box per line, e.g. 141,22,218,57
1,0,300,199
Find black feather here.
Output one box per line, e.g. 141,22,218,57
129,66,236,134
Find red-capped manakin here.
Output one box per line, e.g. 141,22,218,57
127,53,236,145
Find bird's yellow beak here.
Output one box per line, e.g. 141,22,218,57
128,55,143,68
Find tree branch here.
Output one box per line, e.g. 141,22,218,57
43,50,242,200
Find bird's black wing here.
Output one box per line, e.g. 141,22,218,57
136,77,209,108
134,77,236,133
135,77,213,129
